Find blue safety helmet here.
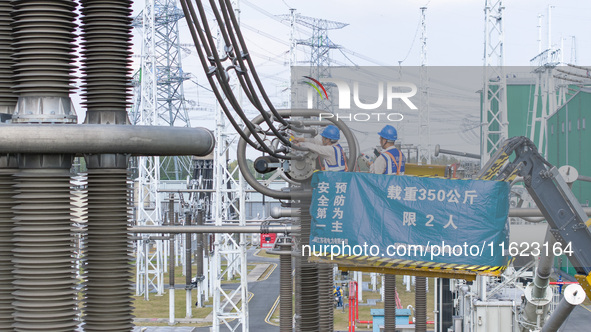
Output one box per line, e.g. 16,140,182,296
321,125,340,141
378,125,397,141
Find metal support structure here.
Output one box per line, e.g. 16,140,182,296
528,61,559,159
208,2,249,329
211,123,249,331
210,4,249,327
135,0,164,295
418,6,431,165
131,225,294,234
481,0,508,164
133,0,194,298
132,0,192,180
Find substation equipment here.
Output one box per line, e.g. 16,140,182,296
1,1,591,332
0,0,215,331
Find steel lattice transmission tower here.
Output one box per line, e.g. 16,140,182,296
481,0,508,164
209,3,249,331
131,0,192,298
210,102,249,332
418,6,431,165
132,0,192,180
279,13,348,110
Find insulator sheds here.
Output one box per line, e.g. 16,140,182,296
279,247,293,332
0,0,17,108
415,276,427,332
80,0,133,113
9,0,77,96
384,274,397,332
0,170,16,330
11,169,79,332
318,264,334,332
297,201,320,331
82,169,134,331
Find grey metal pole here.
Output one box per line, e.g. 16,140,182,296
185,212,193,318
434,144,480,159
168,194,176,325
130,225,295,234
541,284,586,332
195,210,205,307
271,207,301,218
533,232,556,299
144,240,150,302
169,230,176,325
509,207,591,217
0,124,215,156
523,231,556,329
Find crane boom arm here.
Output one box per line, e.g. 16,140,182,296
478,136,591,299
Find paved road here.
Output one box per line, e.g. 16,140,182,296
247,250,280,331
137,249,280,332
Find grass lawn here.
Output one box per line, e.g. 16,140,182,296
132,262,258,324
254,249,281,259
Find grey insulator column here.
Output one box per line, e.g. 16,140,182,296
318,264,334,332
296,198,320,332
279,242,293,332
384,274,397,332
0,165,16,330
415,276,427,332
12,165,78,332
0,0,17,329
10,0,78,124
82,169,133,330
79,0,135,330
0,0,17,114
9,0,79,330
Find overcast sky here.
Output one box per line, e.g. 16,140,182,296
72,0,591,155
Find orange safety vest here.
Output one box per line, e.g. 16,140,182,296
320,144,348,172
381,148,404,175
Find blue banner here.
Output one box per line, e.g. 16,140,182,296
308,172,510,269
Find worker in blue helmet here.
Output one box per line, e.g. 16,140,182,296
370,125,405,175
293,125,348,172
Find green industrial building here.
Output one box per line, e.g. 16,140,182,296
504,78,590,205
501,78,591,277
